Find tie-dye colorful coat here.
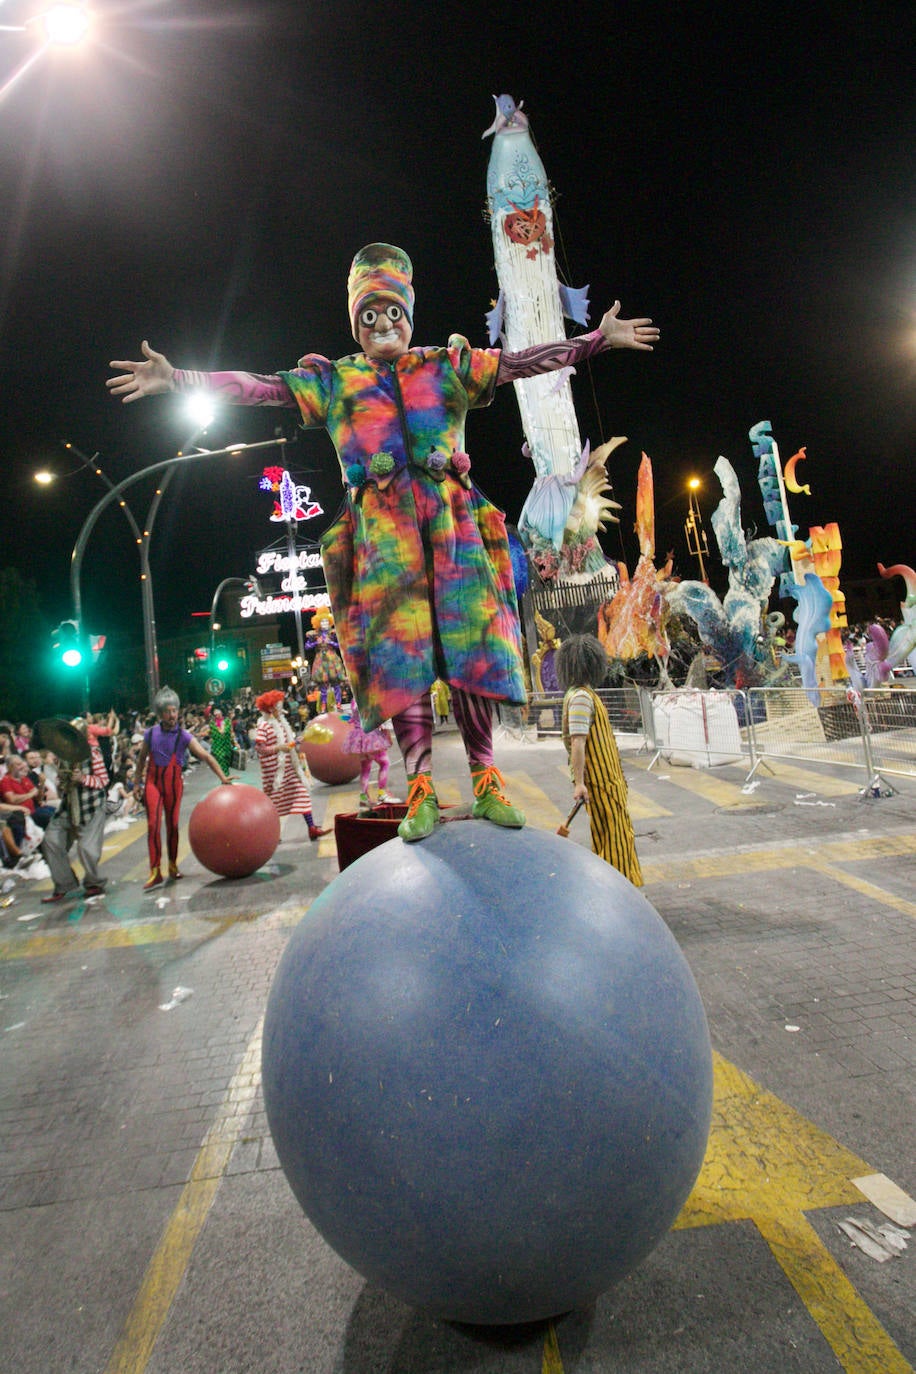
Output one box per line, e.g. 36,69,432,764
280,336,526,730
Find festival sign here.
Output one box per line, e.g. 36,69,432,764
260,643,294,681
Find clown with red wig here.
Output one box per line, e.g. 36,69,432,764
254,691,329,841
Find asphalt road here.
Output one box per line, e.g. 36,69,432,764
1,728,914,1373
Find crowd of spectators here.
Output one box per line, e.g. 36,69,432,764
0,696,267,880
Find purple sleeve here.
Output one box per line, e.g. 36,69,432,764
495,329,610,385
177,728,194,764
171,369,297,407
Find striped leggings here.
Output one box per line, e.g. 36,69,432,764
145,757,183,869
391,688,494,777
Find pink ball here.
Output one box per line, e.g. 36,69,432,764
302,712,361,785
188,784,281,878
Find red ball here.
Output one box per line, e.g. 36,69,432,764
188,784,281,878
301,711,361,785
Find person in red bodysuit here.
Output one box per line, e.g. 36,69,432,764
136,687,233,891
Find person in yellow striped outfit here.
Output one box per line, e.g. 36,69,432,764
556,634,643,886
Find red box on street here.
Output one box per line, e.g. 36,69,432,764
334,804,408,871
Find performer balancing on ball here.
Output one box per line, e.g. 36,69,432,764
108,244,658,842
136,686,233,891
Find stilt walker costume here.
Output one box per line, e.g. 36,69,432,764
305,612,345,712
254,691,328,841
108,245,658,842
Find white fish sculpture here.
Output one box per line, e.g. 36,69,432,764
483,94,620,578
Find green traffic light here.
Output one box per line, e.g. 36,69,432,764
216,657,230,672
52,620,84,669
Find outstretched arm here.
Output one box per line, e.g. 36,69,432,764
597,301,659,350
495,303,658,385
107,342,295,407
107,341,175,401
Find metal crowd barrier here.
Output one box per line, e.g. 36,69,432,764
526,682,916,790
745,686,866,776
859,686,916,781
529,687,646,742
746,685,916,789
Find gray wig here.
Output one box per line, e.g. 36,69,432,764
153,686,180,714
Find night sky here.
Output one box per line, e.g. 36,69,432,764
2,1,915,647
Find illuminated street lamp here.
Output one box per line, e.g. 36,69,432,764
69,438,286,710
684,477,710,583
1,4,90,44
183,393,216,433
1,5,91,100
38,442,175,709
38,4,91,46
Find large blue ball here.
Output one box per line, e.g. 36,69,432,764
262,824,712,1325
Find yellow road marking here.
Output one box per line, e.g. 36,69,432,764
640,831,916,897
636,761,751,809
763,759,862,797
631,751,870,802
104,1018,264,1374
91,1022,913,1372
542,1321,564,1372
8,832,914,959
806,856,916,920
0,921,187,960
12,774,915,1370
626,787,674,819
435,779,464,808
675,1054,912,1372
755,1212,913,1373
0,910,271,960
508,771,568,830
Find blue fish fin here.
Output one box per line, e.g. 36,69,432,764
485,290,505,346
558,284,590,327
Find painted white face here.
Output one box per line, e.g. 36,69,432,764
357,299,412,360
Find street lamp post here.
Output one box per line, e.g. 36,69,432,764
70,437,286,711
208,576,263,684
684,477,710,583
58,443,175,708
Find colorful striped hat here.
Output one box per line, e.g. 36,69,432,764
347,243,414,340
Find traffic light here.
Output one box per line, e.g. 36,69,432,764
213,647,231,674
51,620,83,668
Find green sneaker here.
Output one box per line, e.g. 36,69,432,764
358,791,372,813
398,773,440,842
471,765,526,828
